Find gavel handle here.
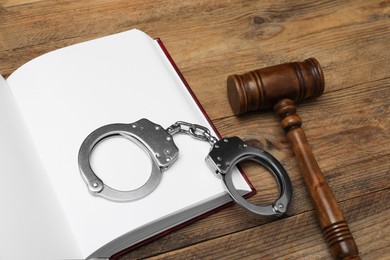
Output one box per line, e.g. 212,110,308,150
275,99,360,260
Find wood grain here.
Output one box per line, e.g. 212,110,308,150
145,189,390,260
1,0,389,259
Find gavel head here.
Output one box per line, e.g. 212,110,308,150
227,58,325,115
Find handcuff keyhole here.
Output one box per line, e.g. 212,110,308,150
90,136,152,191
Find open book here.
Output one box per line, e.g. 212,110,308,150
0,29,254,260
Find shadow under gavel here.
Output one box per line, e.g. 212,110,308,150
227,58,360,260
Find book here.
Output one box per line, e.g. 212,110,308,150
0,29,254,260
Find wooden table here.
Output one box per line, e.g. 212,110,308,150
1,0,389,259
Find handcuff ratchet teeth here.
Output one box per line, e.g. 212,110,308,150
78,118,292,217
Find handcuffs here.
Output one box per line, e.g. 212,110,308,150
78,118,292,217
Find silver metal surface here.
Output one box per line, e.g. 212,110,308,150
206,137,292,216
78,118,179,202
166,121,218,145
79,119,291,214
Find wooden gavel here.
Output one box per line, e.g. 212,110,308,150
227,58,360,259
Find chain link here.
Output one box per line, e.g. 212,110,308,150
166,121,218,145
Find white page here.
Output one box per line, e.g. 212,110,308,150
7,29,251,257
0,76,81,260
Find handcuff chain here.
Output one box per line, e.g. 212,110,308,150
166,121,218,146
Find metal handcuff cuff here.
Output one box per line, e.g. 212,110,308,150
78,118,292,217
